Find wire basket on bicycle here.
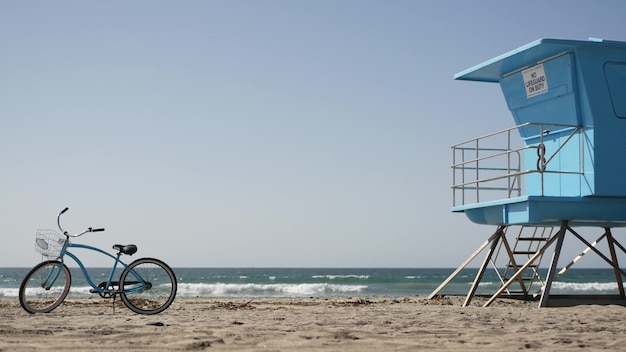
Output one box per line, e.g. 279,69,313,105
34,229,66,259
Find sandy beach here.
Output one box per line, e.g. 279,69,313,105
1,296,626,351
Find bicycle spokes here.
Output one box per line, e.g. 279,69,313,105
119,258,177,315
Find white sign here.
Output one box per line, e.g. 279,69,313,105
522,63,548,98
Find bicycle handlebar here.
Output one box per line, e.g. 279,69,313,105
57,207,105,237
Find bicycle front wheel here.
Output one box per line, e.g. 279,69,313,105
119,258,177,315
19,260,71,314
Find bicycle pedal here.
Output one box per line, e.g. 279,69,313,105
89,288,99,294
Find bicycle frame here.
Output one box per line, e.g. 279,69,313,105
43,207,149,296
62,241,129,294
21,207,176,315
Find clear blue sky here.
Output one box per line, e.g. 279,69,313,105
2,1,626,267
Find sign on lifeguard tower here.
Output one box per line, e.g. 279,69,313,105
522,64,548,98
431,38,626,308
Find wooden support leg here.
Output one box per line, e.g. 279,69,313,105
539,221,567,308
568,227,626,277
428,226,505,300
606,229,625,299
553,232,607,281
463,229,503,307
483,225,564,307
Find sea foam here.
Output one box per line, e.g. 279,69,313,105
176,282,367,297
551,281,624,292
311,275,369,280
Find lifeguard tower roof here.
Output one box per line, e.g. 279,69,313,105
455,38,626,82
450,38,626,227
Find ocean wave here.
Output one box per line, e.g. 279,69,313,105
0,288,19,297
176,283,368,297
475,281,625,293
311,275,369,280
551,281,624,292
0,283,367,298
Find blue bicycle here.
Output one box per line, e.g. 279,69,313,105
19,208,177,315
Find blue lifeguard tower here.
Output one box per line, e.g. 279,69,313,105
429,38,626,307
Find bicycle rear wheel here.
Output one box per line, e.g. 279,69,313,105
19,260,71,314
119,258,177,315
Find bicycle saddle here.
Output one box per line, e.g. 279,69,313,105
113,244,138,256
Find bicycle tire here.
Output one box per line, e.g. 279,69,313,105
119,257,177,315
19,260,71,314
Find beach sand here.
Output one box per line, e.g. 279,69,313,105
1,296,626,351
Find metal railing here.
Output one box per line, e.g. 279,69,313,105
452,122,584,206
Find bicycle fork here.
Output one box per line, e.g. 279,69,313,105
41,263,64,291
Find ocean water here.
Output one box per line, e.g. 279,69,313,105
1,267,624,298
